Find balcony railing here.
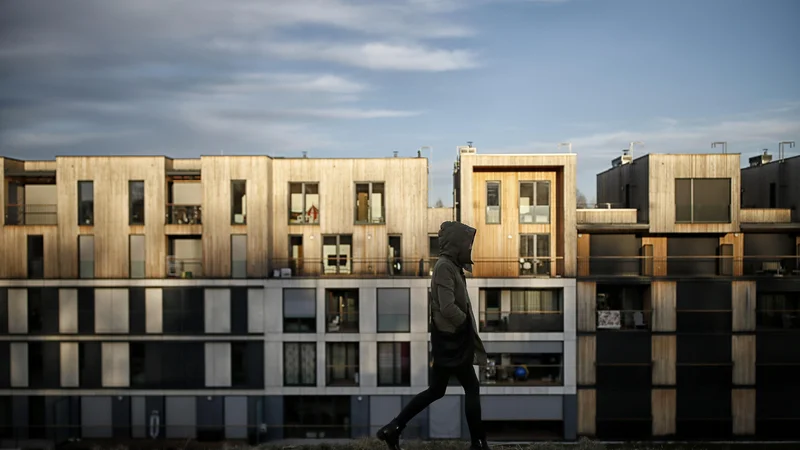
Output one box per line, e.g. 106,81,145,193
5,204,58,225
480,362,563,386
166,256,203,278
578,255,800,277
597,309,652,331
478,311,564,332
165,204,202,225
270,257,565,278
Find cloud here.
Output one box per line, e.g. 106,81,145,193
213,40,480,72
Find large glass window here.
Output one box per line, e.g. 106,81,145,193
675,178,731,223
377,342,410,386
519,181,550,223
78,181,94,226
377,288,410,332
283,288,316,332
322,235,352,275
289,183,320,224
519,234,551,276
231,180,247,224
326,289,359,333
284,342,316,386
129,181,145,225
326,342,359,386
355,182,385,224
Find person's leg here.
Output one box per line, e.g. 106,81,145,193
451,363,487,446
376,364,451,449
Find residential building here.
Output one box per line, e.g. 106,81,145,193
0,148,578,445
576,150,800,440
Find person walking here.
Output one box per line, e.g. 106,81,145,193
377,221,490,450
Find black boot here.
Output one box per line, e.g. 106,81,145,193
470,438,491,450
376,419,403,450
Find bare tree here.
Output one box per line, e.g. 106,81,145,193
434,198,444,208
576,189,589,208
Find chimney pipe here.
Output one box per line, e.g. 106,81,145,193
393,151,398,158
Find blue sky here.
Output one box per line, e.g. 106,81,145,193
1,0,798,204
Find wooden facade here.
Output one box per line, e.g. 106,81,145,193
456,152,578,277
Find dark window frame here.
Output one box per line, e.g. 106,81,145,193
231,180,247,225
675,178,732,224
518,180,551,224
377,341,411,386
354,181,385,224
485,181,501,224
77,181,94,226
288,182,320,225
283,342,317,387
129,180,145,225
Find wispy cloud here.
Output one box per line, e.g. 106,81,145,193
213,40,480,72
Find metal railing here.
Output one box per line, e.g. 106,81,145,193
4,203,58,225
269,257,565,278
478,311,564,333
166,256,203,278
578,255,800,277
165,204,202,225
596,309,652,331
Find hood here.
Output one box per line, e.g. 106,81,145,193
438,221,477,270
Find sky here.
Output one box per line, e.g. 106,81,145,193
1,0,798,205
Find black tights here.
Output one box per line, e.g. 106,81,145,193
394,362,485,442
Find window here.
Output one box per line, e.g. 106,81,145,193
519,234,551,276
510,289,563,332
283,288,316,332
481,352,563,386
27,235,44,279
289,182,319,224
78,235,95,279
322,235,352,274
129,181,145,225
129,235,145,278
283,396,351,439
478,289,502,332
675,178,731,223
231,235,247,278
78,181,94,225
326,342,359,386
128,342,204,389
377,288,410,332
519,180,550,223
289,235,304,275
231,180,247,224
596,285,650,331
284,342,316,386
231,342,263,388
757,293,800,330
326,289,359,333
486,181,500,224
355,182,385,224
378,342,410,386
388,235,402,275
162,287,204,334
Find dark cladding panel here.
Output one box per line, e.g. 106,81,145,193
596,333,651,364
80,342,101,388
757,334,800,364
112,396,131,438
196,396,224,441
677,366,733,388
596,388,651,419
667,237,719,276
677,312,732,333
677,281,732,310
758,365,800,387
231,287,248,335
677,335,731,364
596,366,651,389
596,420,652,440
589,234,642,275
0,289,7,334
129,288,146,335
757,388,800,420
677,388,732,420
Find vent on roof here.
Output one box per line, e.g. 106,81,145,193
612,148,633,168
749,149,772,167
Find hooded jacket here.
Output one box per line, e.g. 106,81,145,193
429,221,487,367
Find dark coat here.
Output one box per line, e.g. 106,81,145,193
429,221,487,367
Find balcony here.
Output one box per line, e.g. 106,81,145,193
578,255,800,278
5,204,58,225
480,352,563,386
166,256,202,278
757,293,800,331
165,204,202,225
597,309,652,331
167,236,203,278
479,288,564,332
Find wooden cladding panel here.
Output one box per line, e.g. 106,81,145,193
732,281,756,332
732,335,756,385
200,156,271,278
720,233,744,276
648,154,741,234
641,236,667,276
577,389,596,436
739,208,792,224
577,233,590,277
732,389,756,435
578,335,596,385
470,171,557,277
652,335,676,385
576,208,638,224
458,153,577,277
651,281,676,332
577,281,596,332
652,389,676,436
270,158,429,272
427,208,453,233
